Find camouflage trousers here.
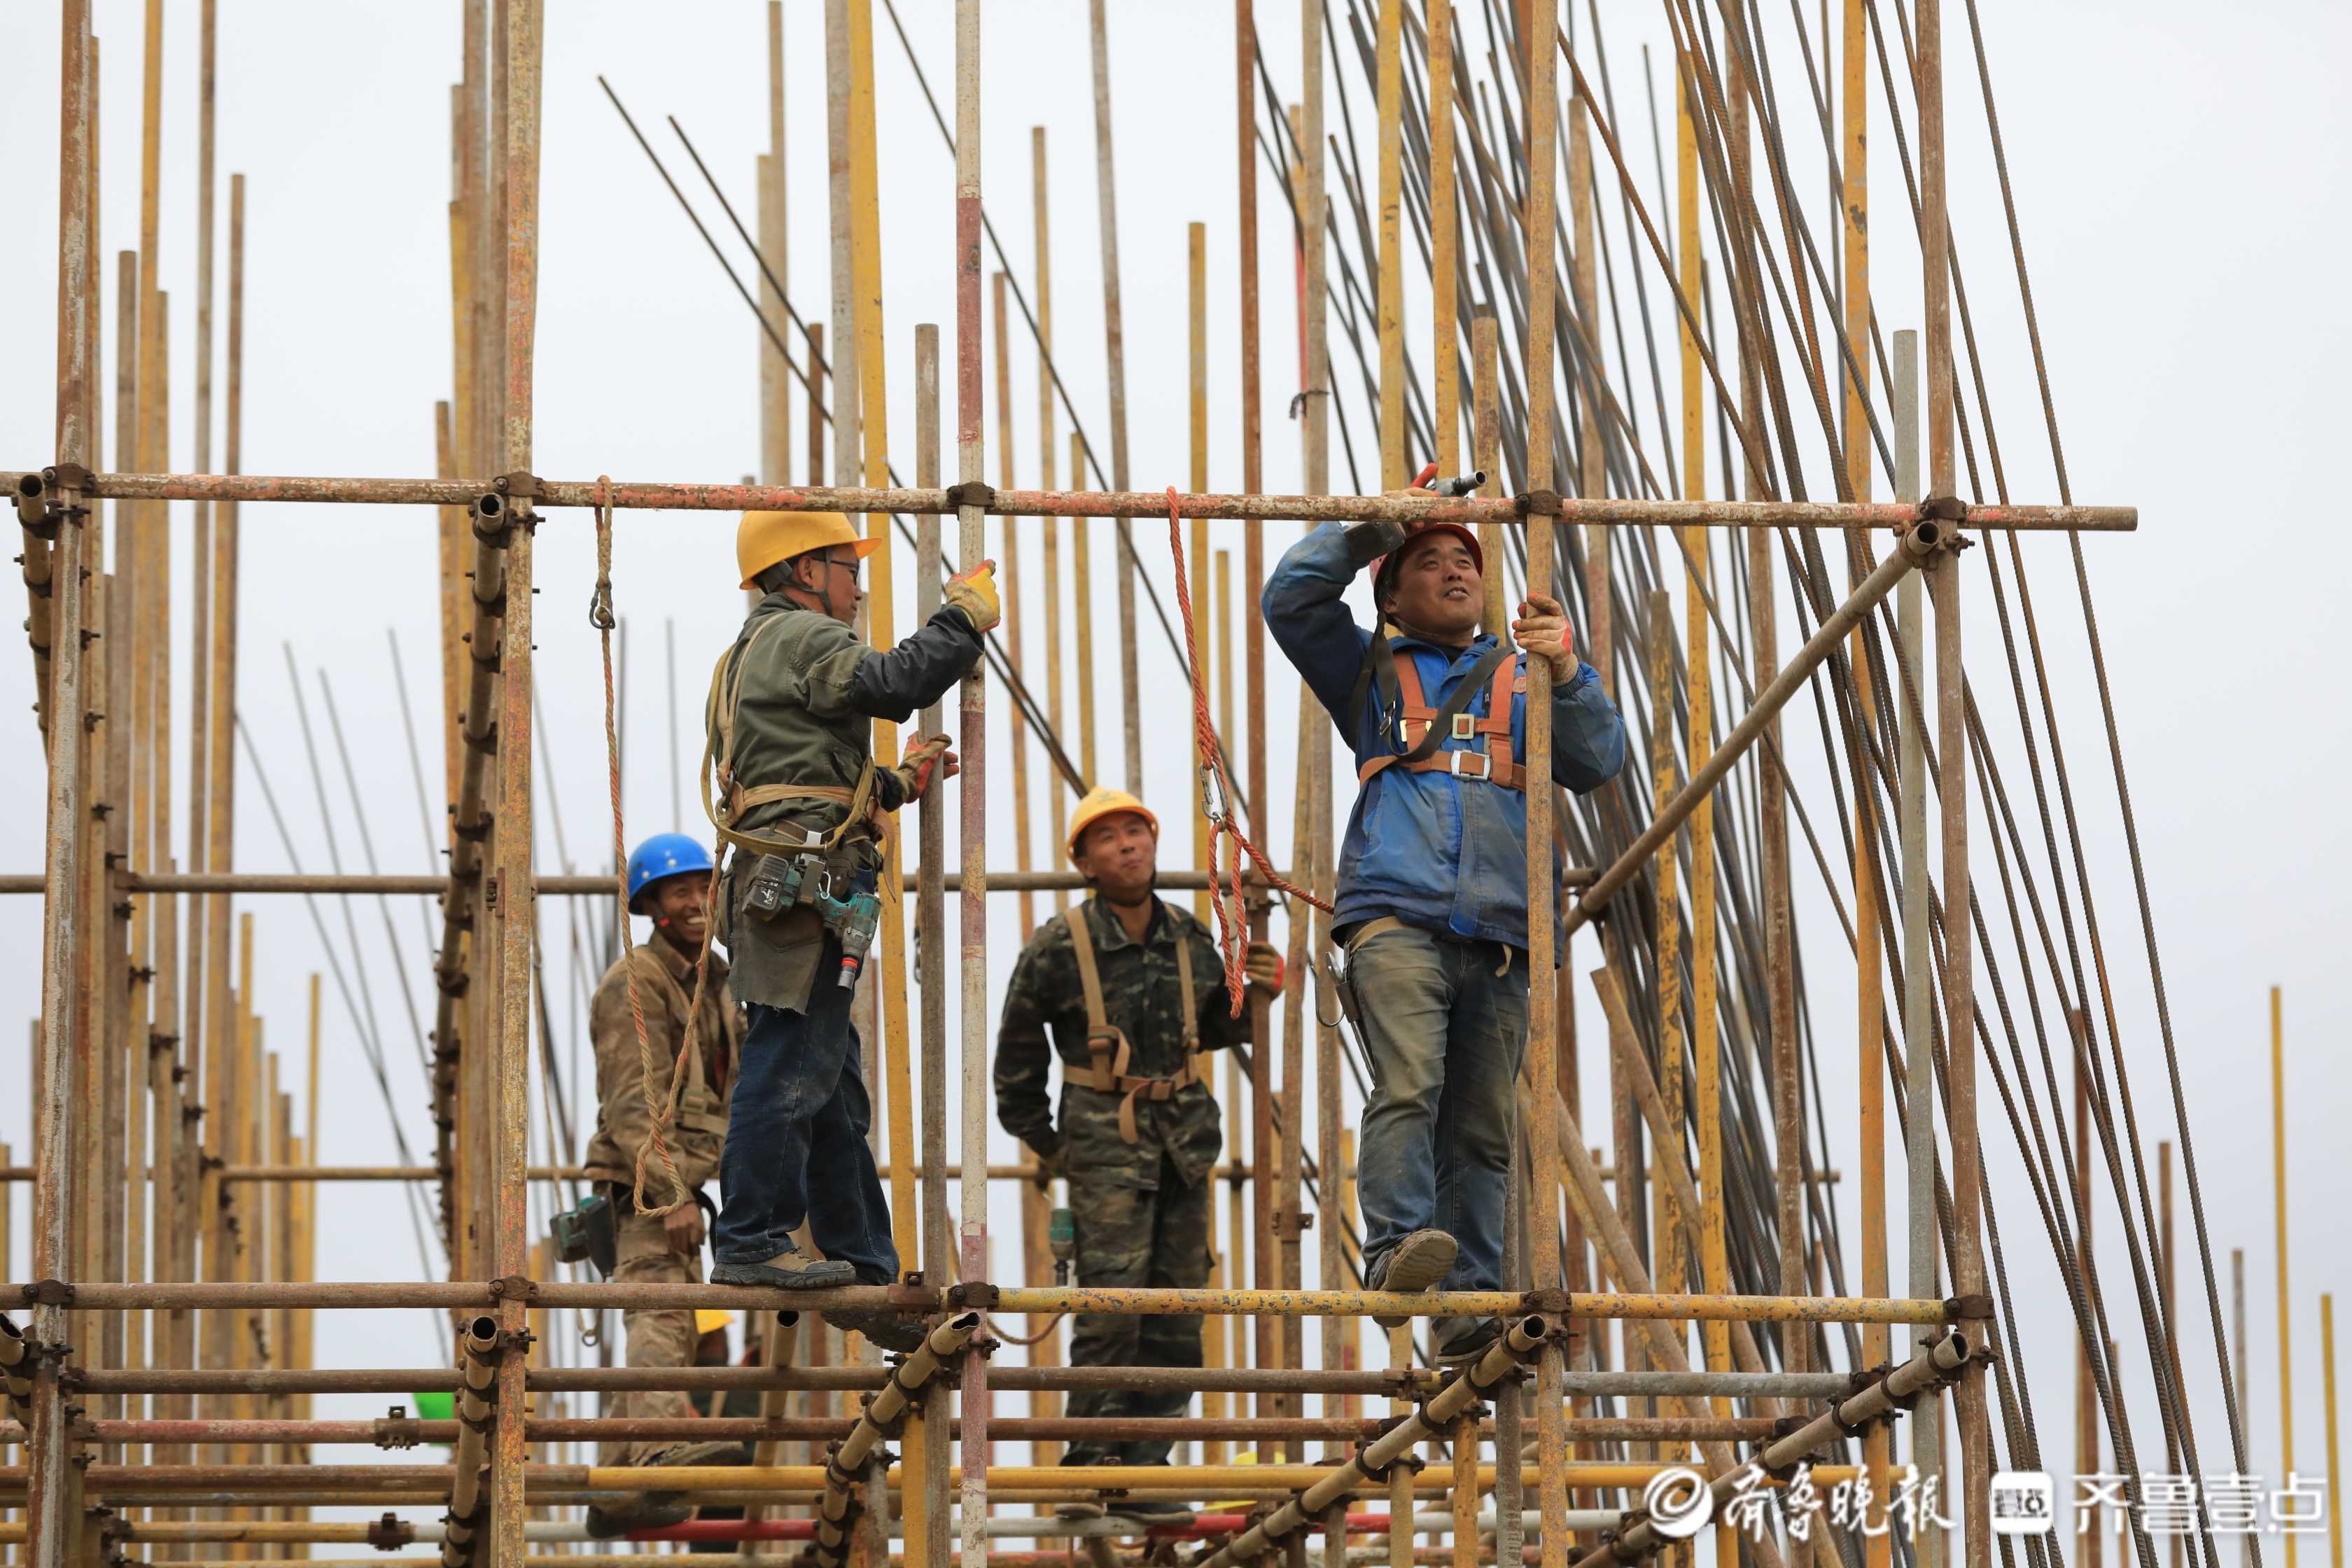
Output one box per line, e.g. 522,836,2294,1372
1063,1149,1212,1467
602,1205,701,1467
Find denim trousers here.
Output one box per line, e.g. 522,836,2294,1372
1350,920,1529,1294
712,939,899,1285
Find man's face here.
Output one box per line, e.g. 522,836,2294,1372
792,547,867,624
1072,812,1158,902
645,872,709,952
1382,531,1483,640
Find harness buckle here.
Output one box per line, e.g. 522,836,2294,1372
1447,750,1490,781
1450,713,1476,741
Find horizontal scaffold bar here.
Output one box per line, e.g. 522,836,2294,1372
0,865,1383,896
2,1413,1784,1446
67,1364,1430,1397
11,468,2136,531
4,1280,1961,1322
0,1462,1862,1496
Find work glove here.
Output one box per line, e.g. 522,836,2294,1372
1244,941,1287,1000
944,559,1002,634
895,734,960,801
1512,592,1577,678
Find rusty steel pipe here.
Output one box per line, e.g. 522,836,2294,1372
1567,527,1940,936
9,1279,1951,1322
0,867,1319,896
440,1316,499,1568
1191,1317,1552,1568
809,1312,977,1568
4,469,2136,531
1567,1331,1976,1568
66,1363,1424,1398
8,1413,1783,1448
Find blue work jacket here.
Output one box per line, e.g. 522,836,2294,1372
1263,522,1628,956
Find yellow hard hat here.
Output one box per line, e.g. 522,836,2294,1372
1064,786,1158,864
695,1309,738,1336
736,510,881,591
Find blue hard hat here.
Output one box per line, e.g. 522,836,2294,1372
625,833,715,913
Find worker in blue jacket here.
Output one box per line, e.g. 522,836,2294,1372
1263,495,1626,1362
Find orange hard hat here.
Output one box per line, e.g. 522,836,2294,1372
1064,786,1159,864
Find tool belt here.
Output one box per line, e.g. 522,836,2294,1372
1064,902,1205,1147
1353,640,1525,791
701,609,887,862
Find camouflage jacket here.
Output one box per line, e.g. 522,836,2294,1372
582,936,742,1196
993,897,1252,1191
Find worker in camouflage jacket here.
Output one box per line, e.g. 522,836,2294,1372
704,510,996,1357
580,832,748,1536
994,787,1282,1514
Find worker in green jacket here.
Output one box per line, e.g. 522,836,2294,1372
705,510,995,1355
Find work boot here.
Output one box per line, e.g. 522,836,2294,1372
1054,1446,1119,1519
1366,1228,1459,1329
1431,1313,1504,1366
825,1305,926,1355
1104,1440,1194,1520
710,1247,858,1289
584,1497,694,1539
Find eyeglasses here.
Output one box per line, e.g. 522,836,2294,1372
820,551,864,586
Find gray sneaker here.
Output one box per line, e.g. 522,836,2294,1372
710,1250,858,1289
1366,1228,1459,1329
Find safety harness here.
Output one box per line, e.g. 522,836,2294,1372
701,607,885,860
1063,901,1205,1147
1352,639,1527,792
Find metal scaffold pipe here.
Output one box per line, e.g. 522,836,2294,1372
1567,1331,1977,1568
810,1313,978,1568
4,468,2135,531
1190,1317,1553,1568
439,1315,500,1568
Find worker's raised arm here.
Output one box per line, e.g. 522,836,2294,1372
992,922,1063,1163
744,605,982,726
1262,522,1379,732
1511,592,1628,794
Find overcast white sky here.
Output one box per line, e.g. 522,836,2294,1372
4,0,2349,1540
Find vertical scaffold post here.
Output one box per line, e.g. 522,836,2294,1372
911,322,947,1568
1914,0,1990,1559
1520,0,1571,1562
31,11,97,1568
953,3,990,1564
491,2,544,1565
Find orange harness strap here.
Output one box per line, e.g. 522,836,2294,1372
1357,650,1526,792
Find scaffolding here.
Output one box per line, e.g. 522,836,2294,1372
13,4,2265,1568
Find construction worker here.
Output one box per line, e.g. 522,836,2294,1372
1262,492,1626,1363
580,832,748,1537
993,786,1283,1516
706,510,995,1357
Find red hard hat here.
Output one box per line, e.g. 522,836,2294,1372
1371,522,1485,609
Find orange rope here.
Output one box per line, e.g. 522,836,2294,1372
1163,487,1333,1019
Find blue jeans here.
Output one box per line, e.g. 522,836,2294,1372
712,941,899,1285
1350,920,1529,1295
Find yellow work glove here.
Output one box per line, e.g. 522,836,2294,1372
1244,941,1286,1000
944,558,1002,634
